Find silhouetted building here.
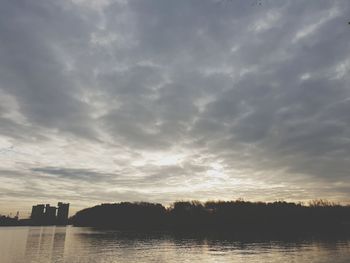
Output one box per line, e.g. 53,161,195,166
30,202,69,225
57,202,69,222
45,204,57,221
31,204,45,221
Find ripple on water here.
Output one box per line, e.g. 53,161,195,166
1,227,350,263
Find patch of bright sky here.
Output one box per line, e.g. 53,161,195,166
132,151,187,167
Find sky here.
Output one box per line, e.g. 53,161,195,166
1,0,350,217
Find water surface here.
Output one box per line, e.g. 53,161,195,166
1,226,350,263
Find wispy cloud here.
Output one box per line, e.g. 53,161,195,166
1,0,350,215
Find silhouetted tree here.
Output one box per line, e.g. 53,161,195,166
70,200,350,236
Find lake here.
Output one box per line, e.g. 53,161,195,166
1,226,350,262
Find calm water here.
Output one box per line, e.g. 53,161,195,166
1,226,350,263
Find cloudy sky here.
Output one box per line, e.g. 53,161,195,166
1,0,350,216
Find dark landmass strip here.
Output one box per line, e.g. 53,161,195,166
0,216,68,227
0,202,69,226
0,215,19,226
71,200,350,236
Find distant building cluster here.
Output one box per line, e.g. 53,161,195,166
31,202,69,225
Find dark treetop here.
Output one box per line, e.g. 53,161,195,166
71,200,350,237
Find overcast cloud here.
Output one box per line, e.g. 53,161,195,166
1,0,350,216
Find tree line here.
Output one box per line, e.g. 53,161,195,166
71,200,350,236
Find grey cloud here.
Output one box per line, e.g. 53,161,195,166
1,0,350,215
0,0,98,140
31,167,115,181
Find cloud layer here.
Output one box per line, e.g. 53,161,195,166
1,0,350,215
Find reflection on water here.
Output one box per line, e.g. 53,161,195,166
23,227,66,263
1,226,350,263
